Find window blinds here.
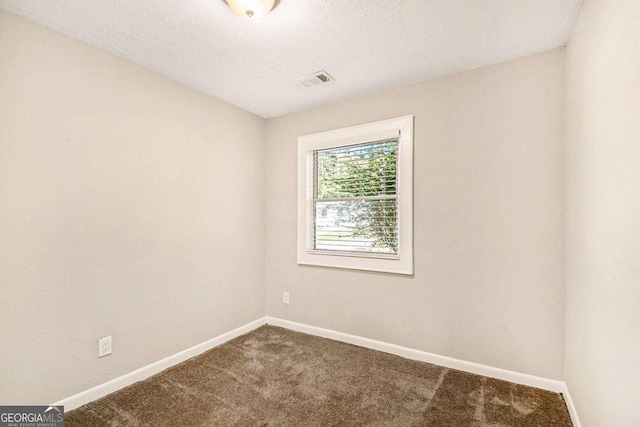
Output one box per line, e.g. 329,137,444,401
313,139,398,254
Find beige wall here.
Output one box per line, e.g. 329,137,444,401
11,2,637,416
0,10,266,405
266,49,566,379
565,0,640,425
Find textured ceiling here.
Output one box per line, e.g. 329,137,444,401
0,0,582,118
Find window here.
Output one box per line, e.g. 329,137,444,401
313,140,398,254
297,116,414,275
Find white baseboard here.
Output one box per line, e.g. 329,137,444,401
54,317,267,411
560,382,582,427
265,316,566,393
56,314,578,424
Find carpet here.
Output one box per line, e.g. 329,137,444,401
66,325,573,426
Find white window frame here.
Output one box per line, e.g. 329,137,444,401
297,115,414,275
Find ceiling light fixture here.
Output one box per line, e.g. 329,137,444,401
225,0,275,18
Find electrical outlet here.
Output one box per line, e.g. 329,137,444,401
282,291,290,304
98,336,112,358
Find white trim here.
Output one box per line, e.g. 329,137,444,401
297,115,414,275
53,317,267,411
560,382,582,427
56,315,579,424
265,316,565,393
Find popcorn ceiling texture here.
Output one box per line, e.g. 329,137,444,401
0,0,581,118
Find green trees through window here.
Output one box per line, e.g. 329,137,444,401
313,140,398,254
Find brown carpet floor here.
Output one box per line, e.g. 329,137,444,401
66,325,573,426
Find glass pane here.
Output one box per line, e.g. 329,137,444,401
314,199,397,254
316,140,397,199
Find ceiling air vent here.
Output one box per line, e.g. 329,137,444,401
295,71,334,88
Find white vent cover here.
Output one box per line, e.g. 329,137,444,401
295,71,334,88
